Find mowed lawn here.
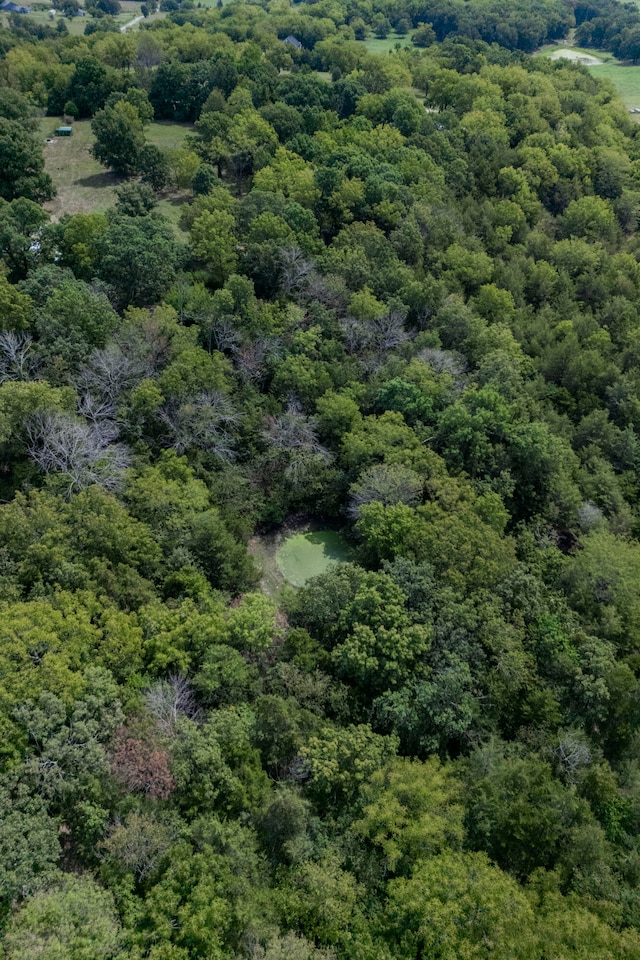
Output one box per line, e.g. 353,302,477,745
539,45,640,111
2,0,147,35
40,118,193,221
586,61,640,110
359,32,413,54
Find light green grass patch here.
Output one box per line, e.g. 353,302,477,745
40,118,194,221
3,1,146,35
538,45,640,109
538,43,614,61
359,32,412,55
275,531,351,587
41,118,120,220
585,61,640,109
156,191,192,227
147,121,194,150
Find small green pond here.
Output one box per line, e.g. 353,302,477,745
275,530,351,587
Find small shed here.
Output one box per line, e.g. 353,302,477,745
283,35,302,49
55,126,73,137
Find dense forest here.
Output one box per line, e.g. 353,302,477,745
4,0,640,956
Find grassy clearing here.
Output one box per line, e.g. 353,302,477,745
147,121,193,150
359,32,413,55
249,522,352,594
538,45,640,109
538,43,614,60
586,61,640,108
2,0,146,35
40,118,194,221
194,0,233,8
1,7,87,34
275,530,351,587
41,118,120,220
156,191,192,226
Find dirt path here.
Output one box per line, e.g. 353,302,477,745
121,14,144,31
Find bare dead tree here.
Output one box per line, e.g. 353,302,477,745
27,412,131,496
111,735,175,800
280,244,314,295
263,404,327,455
553,730,593,783
263,404,332,489
203,315,243,355
159,390,239,461
77,390,119,429
348,463,423,520
0,331,39,383
77,344,152,408
116,316,171,373
102,813,174,881
144,674,200,737
418,347,467,379
339,316,371,356
369,309,413,353
235,336,282,384
340,309,413,362
299,271,349,312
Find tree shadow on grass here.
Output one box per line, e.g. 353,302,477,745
296,530,353,563
75,172,120,189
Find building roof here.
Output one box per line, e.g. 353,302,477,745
283,35,302,49
1,1,31,11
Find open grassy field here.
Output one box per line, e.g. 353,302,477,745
40,117,193,221
587,61,640,109
249,521,352,594
539,44,640,110
359,32,413,54
275,530,351,587
0,6,87,35
1,0,148,35
147,121,194,150
41,117,120,220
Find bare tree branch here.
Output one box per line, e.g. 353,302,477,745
280,244,314,295
144,675,200,737
27,412,131,496
0,331,39,383
77,344,152,407
262,404,332,489
234,336,282,384
348,463,423,520
159,390,239,460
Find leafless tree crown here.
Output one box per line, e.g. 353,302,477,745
144,674,200,737
262,404,332,488
27,411,131,496
348,463,423,520
0,331,39,383
159,390,240,460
